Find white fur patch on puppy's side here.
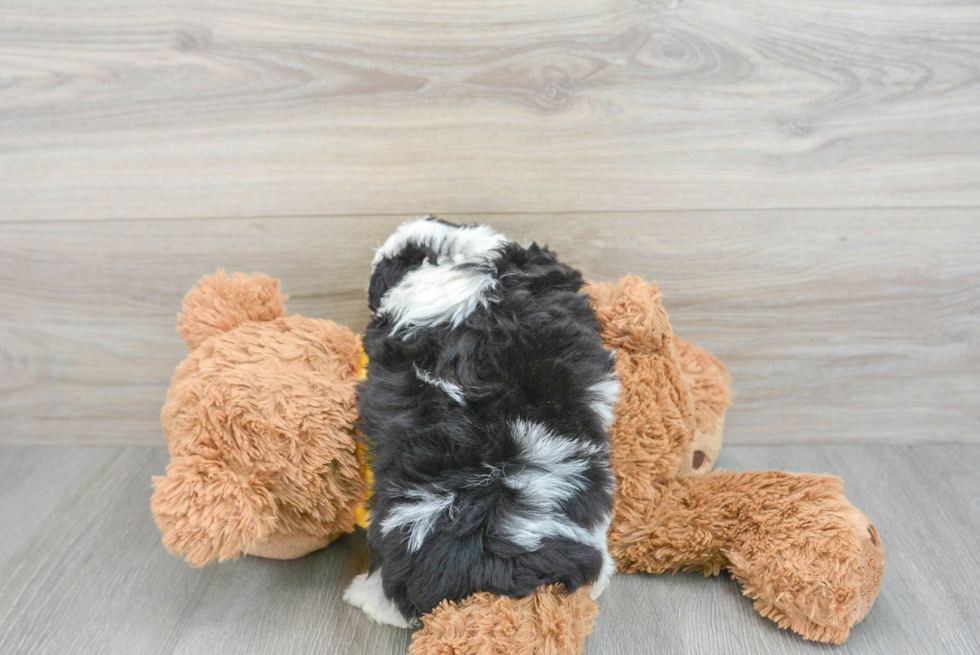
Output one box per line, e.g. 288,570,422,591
505,420,593,515
590,515,616,599
372,217,509,269
380,488,457,553
587,375,621,429
500,511,600,553
343,569,414,628
378,261,497,335
500,420,611,552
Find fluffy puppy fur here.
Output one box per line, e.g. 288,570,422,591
344,217,618,627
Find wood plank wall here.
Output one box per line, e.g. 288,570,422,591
2,1,978,445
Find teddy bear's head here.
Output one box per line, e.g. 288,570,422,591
585,275,731,484
152,272,367,566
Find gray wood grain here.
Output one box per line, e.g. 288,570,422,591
0,444,976,654
2,212,978,446
1,0,979,221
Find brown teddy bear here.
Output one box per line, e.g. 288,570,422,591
152,271,883,652
151,271,367,564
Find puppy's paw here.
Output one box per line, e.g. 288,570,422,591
343,569,415,629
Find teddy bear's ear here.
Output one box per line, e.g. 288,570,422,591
177,270,288,349
584,275,672,353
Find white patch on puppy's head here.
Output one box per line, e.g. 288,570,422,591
372,217,509,269
373,218,511,335
378,261,498,335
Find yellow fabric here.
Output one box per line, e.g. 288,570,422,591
357,349,369,380
353,347,373,529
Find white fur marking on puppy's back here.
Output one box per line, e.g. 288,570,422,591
510,419,604,463
415,365,465,404
505,420,592,513
343,569,414,628
381,488,456,553
378,261,497,334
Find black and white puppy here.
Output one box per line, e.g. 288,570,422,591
343,217,619,627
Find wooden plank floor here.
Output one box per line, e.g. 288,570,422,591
1,444,977,655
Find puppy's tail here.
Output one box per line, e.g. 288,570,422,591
409,584,598,655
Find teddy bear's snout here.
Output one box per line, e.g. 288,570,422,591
849,519,885,627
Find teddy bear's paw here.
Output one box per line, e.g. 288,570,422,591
726,477,885,644
409,585,597,655
246,531,337,560
343,570,416,629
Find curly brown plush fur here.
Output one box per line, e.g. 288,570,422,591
592,276,883,644
410,584,598,655
152,272,367,566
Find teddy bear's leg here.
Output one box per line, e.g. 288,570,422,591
151,455,279,567
714,472,885,643
244,425,367,561
245,524,338,560
591,278,883,642
613,470,884,643
409,585,599,655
